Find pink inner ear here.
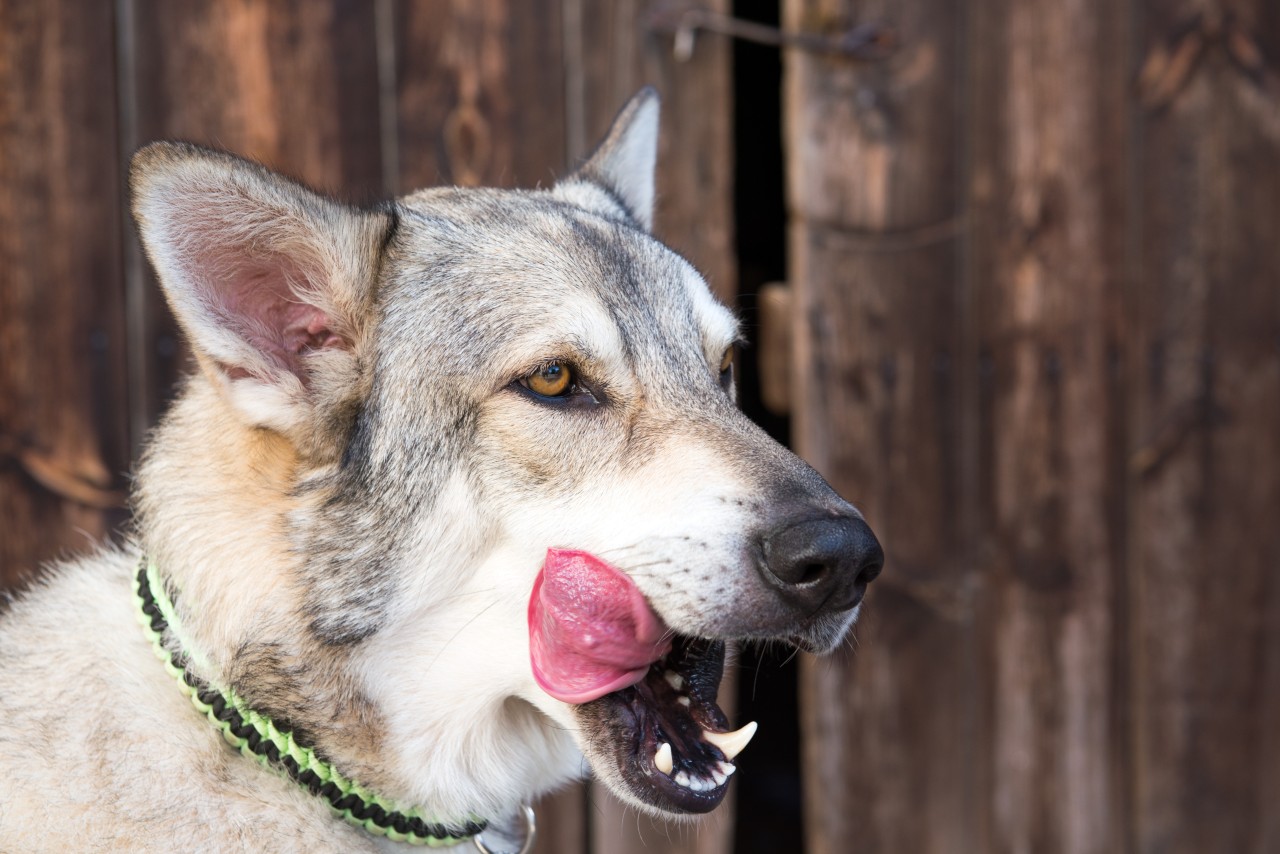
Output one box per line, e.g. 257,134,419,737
210,253,350,384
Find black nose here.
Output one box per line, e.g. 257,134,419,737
760,515,884,614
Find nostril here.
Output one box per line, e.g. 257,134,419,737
760,514,884,605
856,550,885,587
797,562,829,585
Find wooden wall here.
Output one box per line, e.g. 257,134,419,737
0,0,132,586
4,0,1278,852
785,1,1280,853
0,2,733,852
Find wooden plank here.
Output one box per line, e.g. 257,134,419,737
393,0,567,191
757,283,793,416
0,0,130,586
782,1,969,852
125,0,384,423
785,0,971,850
531,786,585,854
576,0,736,304
1130,4,1280,852
131,0,383,192
967,1,1131,852
570,4,737,854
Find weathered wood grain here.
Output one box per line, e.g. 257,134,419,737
968,1,1131,851
576,0,736,304
131,1,383,192
393,0,566,191
0,0,130,585
783,1,969,852
7,2,1276,852
1130,4,1280,852
126,0,384,423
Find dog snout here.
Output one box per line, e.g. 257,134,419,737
759,516,884,614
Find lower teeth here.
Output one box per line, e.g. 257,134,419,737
670,773,721,793
664,760,736,791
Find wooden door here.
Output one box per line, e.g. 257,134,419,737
783,1,1280,852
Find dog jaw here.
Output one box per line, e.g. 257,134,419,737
350,523,590,821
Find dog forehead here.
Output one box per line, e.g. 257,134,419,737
378,189,734,370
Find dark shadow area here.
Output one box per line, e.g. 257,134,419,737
729,2,802,852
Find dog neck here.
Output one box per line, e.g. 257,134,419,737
134,559,489,845
132,377,581,832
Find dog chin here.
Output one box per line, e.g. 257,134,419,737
789,605,862,655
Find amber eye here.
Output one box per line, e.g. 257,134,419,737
524,361,573,397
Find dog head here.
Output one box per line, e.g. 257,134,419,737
130,89,882,821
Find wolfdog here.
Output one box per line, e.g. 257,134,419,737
0,89,882,851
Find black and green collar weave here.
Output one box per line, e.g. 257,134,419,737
134,560,486,847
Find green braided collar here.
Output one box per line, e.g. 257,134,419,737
133,560,486,847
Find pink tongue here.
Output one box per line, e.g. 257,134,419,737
528,548,671,704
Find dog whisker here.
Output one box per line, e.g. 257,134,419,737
612,560,674,573
752,650,765,702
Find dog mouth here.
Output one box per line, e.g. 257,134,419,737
529,549,750,813
578,634,747,812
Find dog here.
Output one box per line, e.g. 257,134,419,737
0,88,882,852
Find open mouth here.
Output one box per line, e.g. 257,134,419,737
529,549,756,813
582,633,755,812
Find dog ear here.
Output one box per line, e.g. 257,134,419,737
558,87,660,231
130,143,391,444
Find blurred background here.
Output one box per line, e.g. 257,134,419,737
2,1,1278,852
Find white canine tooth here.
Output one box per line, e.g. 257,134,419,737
718,761,737,778
664,670,684,690
712,768,727,786
677,696,692,707
654,742,674,775
701,721,758,760
674,770,691,788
